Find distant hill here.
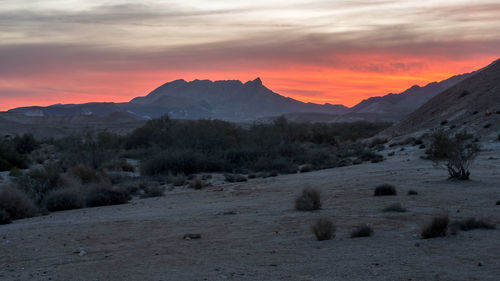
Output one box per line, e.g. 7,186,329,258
349,72,474,119
383,59,500,139
9,78,348,122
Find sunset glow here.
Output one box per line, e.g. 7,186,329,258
1,0,499,110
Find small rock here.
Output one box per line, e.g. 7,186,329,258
414,243,420,247
496,201,500,206
183,233,201,240
478,261,484,267
78,250,87,257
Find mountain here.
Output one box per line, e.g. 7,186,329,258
382,59,500,139
348,72,474,119
9,78,349,122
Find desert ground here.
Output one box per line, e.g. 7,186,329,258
1,142,499,281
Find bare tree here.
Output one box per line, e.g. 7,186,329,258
428,130,479,180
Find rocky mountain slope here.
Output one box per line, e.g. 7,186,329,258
383,59,500,139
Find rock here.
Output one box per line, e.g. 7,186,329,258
478,261,484,267
183,233,201,240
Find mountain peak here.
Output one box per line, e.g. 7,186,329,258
245,77,263,86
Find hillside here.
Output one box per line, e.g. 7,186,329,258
349,72,474,117
383,59,500,139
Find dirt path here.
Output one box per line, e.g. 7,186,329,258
1,143,499,281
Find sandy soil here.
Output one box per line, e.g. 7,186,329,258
1,143,499,281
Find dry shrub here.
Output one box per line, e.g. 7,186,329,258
0,186,37,220
169,173,186,186
141,183,165,198
0,209,11,225
350,224,374,238
295,188,321,211
189,177,206,190
299,164,313,173
421,215,449,239
70,165,100,184
44,188,84,212
85,184,131,207
374,184,397,196
312,217,335,241
224,173,247,183
407,190,418,195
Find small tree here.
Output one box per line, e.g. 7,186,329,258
428,130,479,180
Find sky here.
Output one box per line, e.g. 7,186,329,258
1,0,499,110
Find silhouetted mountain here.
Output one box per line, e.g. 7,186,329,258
349,72,474,119
9,78,348,121
383,59,500,139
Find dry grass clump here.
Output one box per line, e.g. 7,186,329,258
295,188,321,211
312,217,335,241
374,184,397,196
70,165,100,184
451,218,496,232
421,215,449,239
350,224,373,238
0,186,37,220
382,203,407,212
44,188,84,212
407,190,418,195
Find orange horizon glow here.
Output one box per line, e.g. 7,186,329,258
0,55,497,111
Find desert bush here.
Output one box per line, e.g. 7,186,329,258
428,130,479,180
374,184,397,196
189,177,206,190
350,224,374,238
451,218,496,231
421,215,449,239
13,134,38,154
169,173,186,186
382,203,407,212
141,184,165,198
44,188,84,212
104,160,135,172
85,185,131,207
16,162,61,204
224,173,247,183
408,190,418,195
70,165,100,184
0,186,37,219
312,217,335,241
247,173,257,179
0,209,12,224
295,188,321,211
0,138,29,171
299,164,313,173
9,167,22,177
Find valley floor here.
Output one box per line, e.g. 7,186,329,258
1,143,499,281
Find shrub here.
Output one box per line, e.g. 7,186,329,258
0,209,12,225
85,185,131,207
44,188,84,212
247,173,257,179
421,215,449,239
169,173,186,186
374,184,397,196
70,165,99,184
299,164,313,173
141,184,165,198
189,177,206,190
382,203,407,212
451,218,496,231
312,218,335,241
408,190,418,195
224,173,247,183
350,224,373,238
295,188,321,211
428,130,479,180
9,167,22,177
16,162,61,204
0,186,37,219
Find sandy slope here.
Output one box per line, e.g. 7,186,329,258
1,143,499,281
